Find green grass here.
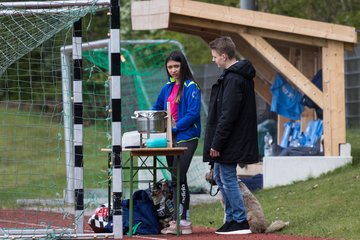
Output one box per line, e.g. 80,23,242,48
0,107,147,207
191,128,360,240
0,108,110,207
2,107,360,239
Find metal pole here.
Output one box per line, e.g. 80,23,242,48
73,18,84,234
61,52,75,204
240,0,256,10
109,0,123,238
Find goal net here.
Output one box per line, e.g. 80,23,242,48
0,1,211,238
0,1,112,238
83,39,211,193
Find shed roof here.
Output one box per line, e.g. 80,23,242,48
132,0,357,46
131,0,358,156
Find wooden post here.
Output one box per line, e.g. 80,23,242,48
300,48,317,131
167,101,173,148
322,40,346,156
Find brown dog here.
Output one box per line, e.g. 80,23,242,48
219,181,289,233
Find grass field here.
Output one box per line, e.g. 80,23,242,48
191,129,360,239
0,107,110,207
1,108,359,239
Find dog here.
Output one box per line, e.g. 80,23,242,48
219,181,289,233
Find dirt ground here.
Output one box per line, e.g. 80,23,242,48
0,209,336,240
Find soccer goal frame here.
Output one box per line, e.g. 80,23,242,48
0,0,122,239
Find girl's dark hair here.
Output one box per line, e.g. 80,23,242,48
165,51,197,102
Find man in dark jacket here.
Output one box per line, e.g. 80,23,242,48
203,36,259,235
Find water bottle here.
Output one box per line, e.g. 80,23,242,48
289,122,301,147
292,121,301,140
280,121,292,148
298,132,306,146
264,132,273,157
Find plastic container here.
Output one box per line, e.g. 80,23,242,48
145,138,168,148
298,132,306,146
279,121,292,148
257,119,277,156
292,121,301,140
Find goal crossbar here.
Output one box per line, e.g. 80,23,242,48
0,0,110,9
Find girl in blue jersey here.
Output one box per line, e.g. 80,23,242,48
153,51,201,235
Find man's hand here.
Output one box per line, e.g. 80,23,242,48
210,148,220,158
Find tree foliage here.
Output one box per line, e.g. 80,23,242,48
258,0,360,29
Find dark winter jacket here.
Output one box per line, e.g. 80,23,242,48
203,60,259,164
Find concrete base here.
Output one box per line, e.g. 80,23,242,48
263,143,352,188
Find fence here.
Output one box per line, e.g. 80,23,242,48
345,44,360,128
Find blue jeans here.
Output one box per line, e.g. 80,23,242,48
214,162,247,223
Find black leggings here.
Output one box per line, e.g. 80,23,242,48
166,139,198,221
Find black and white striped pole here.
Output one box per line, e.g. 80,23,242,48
110,0,122,238
73,18,84,234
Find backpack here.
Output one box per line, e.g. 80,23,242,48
122,189,160,235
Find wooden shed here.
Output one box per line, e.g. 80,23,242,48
131,0,358,157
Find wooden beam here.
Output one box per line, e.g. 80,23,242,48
249,28,327,48
254,76,272,105
268,38,322,52
131,0,357,53
131,0,169,30
230,33,277,83
168,24,220,42
322,40,346,156
170,14,330,48
301,107,315,132
169,0,357,44
227,32,275,104
300,48,318,79
300,48,317,129
200,33,273,106
276,47,297,144
239,32,324,109
170,14,247,35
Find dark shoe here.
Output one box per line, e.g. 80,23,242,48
215,221,233,233
215,220,251,235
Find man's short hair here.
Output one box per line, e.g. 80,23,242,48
209,36,236,59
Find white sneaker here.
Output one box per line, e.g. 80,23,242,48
161,220,193,235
